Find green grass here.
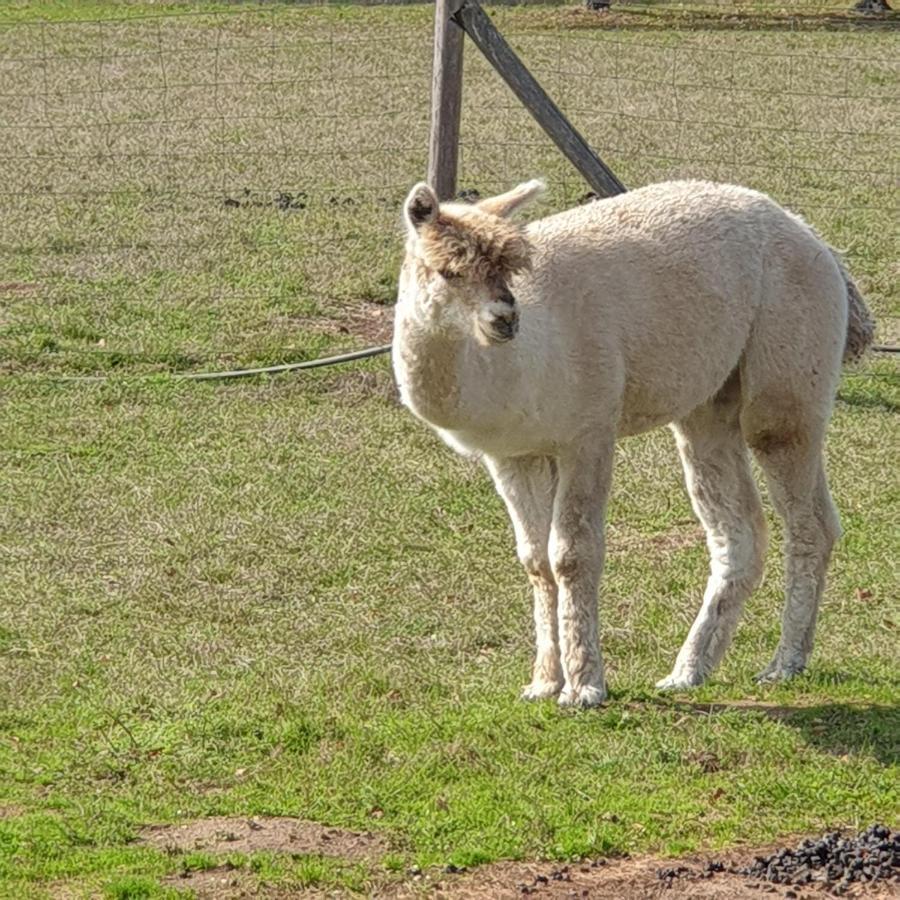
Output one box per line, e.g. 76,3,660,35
0,369,897,897
0,2,898,897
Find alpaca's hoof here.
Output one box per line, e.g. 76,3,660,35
558,683,607,708
656,671,705,691
521,679,564,701
755,658,806,683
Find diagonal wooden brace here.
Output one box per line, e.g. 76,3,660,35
428,0,626,202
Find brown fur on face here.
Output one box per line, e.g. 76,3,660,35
418,211,532,282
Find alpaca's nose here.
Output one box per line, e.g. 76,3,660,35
489,306,519,342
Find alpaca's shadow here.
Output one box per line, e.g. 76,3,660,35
647,697,899,766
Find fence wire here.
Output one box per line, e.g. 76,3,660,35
0,3,896,380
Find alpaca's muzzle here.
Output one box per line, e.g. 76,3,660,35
475,280,520,345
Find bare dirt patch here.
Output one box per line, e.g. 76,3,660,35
313,302,395,346
138,815,388,860
0,805,25,819
163,865,260,900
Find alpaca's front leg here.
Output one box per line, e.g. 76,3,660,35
484,455,563,700
551,444,614,708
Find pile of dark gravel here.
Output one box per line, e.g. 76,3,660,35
738,825,898,894
658,825,898,895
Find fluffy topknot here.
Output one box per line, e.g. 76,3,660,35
418,211,532,281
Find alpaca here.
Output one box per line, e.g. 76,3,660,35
392,178,874,707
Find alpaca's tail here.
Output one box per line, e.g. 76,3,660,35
829,249,875,363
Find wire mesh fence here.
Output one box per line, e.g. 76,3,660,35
0,2,896,377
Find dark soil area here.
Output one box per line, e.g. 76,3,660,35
400,829,899,898
153,822,899,898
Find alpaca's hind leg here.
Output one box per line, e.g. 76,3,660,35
484,455,563,699
749,438,841,682
551,440,614,708
657,397,767,690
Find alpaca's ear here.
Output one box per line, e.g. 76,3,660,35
404,183,439,231
478,179,545,218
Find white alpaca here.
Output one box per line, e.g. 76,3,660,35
392,179,874,707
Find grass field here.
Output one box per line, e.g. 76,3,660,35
1,1,898,897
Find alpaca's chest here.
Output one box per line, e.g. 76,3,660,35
434,421,554,459
432,391,575,458
397,374,561,458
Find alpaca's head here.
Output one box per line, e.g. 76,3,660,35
398,179,544,346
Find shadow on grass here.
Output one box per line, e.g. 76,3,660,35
549,8,899,34
655,699,900,766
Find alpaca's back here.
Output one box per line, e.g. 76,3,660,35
520,180,848,436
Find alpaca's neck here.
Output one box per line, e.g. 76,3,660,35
393,310,469,429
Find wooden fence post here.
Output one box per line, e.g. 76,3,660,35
453,0,626,198
428,0,465,200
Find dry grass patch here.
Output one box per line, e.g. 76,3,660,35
608,521,704,556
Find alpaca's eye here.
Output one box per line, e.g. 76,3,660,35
439,270,461,282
